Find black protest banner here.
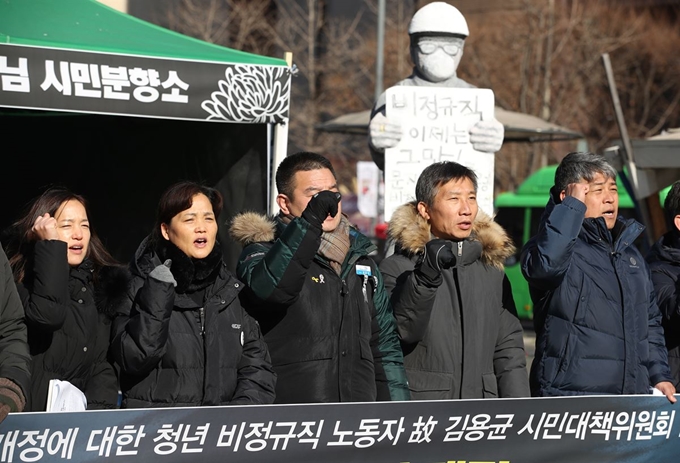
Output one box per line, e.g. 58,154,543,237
0,44,290,123
1,394,678,463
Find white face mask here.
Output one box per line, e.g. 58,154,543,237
412,37,465,83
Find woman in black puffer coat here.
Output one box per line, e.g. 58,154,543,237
110,182,276,408
6,188,125,411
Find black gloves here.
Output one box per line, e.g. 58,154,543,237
416,239,456,286
149,259,177,287
301,191,341,230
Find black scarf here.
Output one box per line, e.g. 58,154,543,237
155,239,223,294
670,230,680,249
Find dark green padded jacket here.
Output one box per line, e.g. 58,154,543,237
231,212,410,404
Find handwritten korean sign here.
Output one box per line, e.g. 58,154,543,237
384,87,495,220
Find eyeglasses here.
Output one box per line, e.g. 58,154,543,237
416,41,462,56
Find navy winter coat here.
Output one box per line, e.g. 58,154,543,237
521,192,672,396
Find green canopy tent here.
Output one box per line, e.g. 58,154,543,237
0,0,292,268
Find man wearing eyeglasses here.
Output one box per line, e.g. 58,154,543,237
369,2,504,170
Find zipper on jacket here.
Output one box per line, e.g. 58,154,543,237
199,307,206,337
457,241,463,257
610,251,629,390
199,306,207,405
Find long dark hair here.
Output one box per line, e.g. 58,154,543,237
6,187,119,284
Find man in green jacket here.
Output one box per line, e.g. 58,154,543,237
231,151,409,403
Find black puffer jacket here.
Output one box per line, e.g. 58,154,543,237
18,240,123,411
380,202,529,400
110,238,276,408
646,231,680,392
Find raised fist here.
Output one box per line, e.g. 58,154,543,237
301,191,341,230
149,259,177,287
564,182,589,204
31,213,59,241
416,239,456,286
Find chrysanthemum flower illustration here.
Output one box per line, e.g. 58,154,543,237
201,65,290,123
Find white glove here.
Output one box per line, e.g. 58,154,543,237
368,112,403,151
469,118,504,153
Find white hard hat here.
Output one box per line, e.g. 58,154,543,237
408,2,469,38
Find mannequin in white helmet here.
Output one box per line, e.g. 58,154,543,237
369,2,504,170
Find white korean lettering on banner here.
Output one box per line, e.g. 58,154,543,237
353,419,381,449
45,429,79,460
326,421,354,447
38,61,189,104
383,87,495,220
41,60,72,95
408,416,438,444
265,422,297,451
70,63,102,98
444,414,514,442
242,422,274,452
8,429,78,462
515,409,676,442
17,429,50,462
101,65,131,100
0,430,19,462
161,70,189,103
87,425,146,457
152,423,210,455
326,418,403,449
216,421,326,452
0,56,30,92
129,67,161,103
377,418,406,445
296,420,324,449
216,423,246,450
113,425,147,456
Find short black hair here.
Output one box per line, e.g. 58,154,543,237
664,180,680,228
415,161,477,206
554,152,617,193
152,181,223,244
276,152,336,199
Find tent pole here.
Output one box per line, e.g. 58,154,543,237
270,52,294,216
266,123,273,213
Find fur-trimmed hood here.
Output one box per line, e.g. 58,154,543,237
229,212,278,246
388,201,515,269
